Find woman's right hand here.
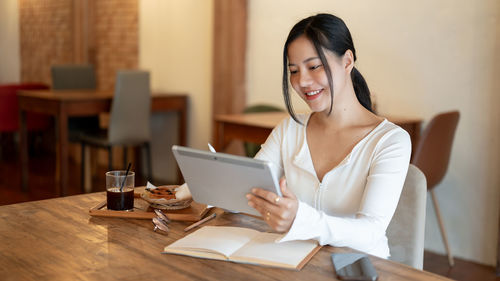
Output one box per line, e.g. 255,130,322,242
246,178,298,232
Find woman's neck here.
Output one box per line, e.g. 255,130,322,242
311,84,370,130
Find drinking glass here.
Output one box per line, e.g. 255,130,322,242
106,171,135,211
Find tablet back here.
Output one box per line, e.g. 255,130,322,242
172,145,281,216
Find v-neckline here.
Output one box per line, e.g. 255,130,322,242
298,114,387,183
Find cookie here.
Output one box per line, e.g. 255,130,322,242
146,186,176,200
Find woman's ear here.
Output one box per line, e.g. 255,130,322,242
343,50,355,73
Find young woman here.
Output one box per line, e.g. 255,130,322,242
246,13,411,259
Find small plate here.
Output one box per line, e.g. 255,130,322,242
141,185,192,210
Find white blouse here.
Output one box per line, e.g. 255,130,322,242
255,113,411,258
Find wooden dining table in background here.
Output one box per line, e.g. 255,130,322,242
18,89,188,196
0,192,451,280
214,112,422,154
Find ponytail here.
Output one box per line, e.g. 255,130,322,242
351,67,372,112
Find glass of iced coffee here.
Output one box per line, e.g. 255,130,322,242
106,171,135,211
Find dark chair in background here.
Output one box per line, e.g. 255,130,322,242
51,64,100,139
0,83,51,158
411,111,460,267
51,64,96,90
78,70,152,192
243,104,284,158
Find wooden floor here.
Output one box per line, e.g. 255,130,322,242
0,143,498,281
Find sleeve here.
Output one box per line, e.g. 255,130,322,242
278,128,412,255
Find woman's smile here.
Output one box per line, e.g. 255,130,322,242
304,88,324,101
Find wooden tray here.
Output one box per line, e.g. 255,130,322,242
89,191,209,221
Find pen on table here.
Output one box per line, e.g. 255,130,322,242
208,143,216,153
184,213,217,232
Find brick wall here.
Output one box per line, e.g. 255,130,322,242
19,0,138,89
19,0,74,84
92,0,138,90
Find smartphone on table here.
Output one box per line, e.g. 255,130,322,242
331,253,378,281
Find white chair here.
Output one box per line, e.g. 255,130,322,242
386,164,427,269
79,70,152,192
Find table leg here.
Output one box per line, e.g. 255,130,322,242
179,104,187,147
214,121,223,151
55,113,69,196
19,110,29,192
177,108,187,183
497,201,500,276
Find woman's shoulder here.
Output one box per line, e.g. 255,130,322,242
379,119,409,135
372,119,412,148
268,112,309,141
284,112,309,126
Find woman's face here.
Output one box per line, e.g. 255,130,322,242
287,35,347,114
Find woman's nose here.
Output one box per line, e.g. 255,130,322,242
298,71,312,87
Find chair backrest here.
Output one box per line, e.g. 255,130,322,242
411,111,460,190
243,104,284,157
108,70,151,145
51,64,96,90
387,164,427,269
0,83,50,132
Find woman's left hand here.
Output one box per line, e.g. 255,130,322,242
246,178,298,232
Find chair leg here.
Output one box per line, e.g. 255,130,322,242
144,142,152,182
430,190,454,267
80,142,86,193
123,146,128,169
108,146,113,171
0,132,4,160
84,147,92,193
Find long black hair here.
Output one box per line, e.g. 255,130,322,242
282,13,372,124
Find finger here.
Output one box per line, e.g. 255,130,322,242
251,188,278,204
279,178,296,199
247,193,293,231
279,178,287,194
246,193,279,215
249,193,294,223
251,199,274,222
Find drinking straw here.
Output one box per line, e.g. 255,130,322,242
120,162,132,192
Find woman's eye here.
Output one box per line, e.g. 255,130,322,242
289,69,298,74
310,64,322,70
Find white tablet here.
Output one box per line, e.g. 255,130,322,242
172,145,282,216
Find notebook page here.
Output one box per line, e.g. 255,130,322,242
165,226,260,258
231,232,318,268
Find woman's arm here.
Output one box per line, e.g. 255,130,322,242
250,127,411,257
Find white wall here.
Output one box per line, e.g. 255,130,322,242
139,0,213,182
247,0,500,265
0,0,21,83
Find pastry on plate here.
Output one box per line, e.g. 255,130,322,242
141,183,192,210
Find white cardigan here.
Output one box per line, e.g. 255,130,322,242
255,113,411,258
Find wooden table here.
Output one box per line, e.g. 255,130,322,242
18,89,188,196
214,112,422,153
0,193,450,280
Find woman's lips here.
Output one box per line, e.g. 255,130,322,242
304,89,323,101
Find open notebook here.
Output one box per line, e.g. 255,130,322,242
163,226,320,270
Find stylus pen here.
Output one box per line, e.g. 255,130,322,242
184,213,217,232
208,143,216,153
